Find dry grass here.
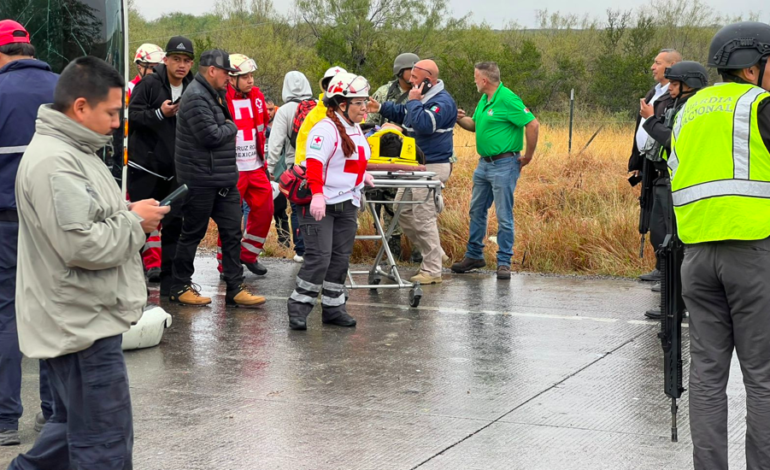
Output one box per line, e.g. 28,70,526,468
202,124,655,277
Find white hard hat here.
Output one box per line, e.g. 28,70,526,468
134,43,164,65
323,66,348,80
229,53,257,77
326,72,370,100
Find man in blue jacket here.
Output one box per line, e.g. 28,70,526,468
0,19,57,446
368,59,457,284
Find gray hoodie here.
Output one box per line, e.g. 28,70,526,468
15,105,147,358
267,71,313,175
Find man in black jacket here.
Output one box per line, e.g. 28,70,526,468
170,49,265,308
128,36,194,296
628,49,680,286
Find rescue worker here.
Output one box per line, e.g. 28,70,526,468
366,53,420,261
287,73,375,331
127,42,165,283
216,53,272,276
638,60,708,320
127,43,164,99
668,21,770,469
128,36,194,296
267,71,314,263
171,49,265,307
0,18,56,447
8,56,169,470
367,59,457,284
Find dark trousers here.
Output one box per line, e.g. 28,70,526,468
650,175,671,270
287,201,357,321
682,237,770,470
0,220,52,431
172,186,244,292
127,168,182,289
289,202,305,257
8,335,133,470
273,193,291,247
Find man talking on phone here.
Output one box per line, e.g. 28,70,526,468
128,36,194,296
367,59,457,285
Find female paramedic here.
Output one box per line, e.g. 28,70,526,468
286,73,375,330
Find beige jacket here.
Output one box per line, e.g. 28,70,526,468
15,105,147,359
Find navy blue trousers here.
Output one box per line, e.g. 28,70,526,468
0,220,52,431
8,335,133,470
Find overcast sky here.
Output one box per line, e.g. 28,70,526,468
132,0,768,28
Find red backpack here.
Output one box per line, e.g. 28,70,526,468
289,99,317,148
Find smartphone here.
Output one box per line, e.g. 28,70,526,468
421,79,433,95
171,97,181,105
159,184,188,206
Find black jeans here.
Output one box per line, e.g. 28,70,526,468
172,186,244,292
8,335,133,470
127,167,182,288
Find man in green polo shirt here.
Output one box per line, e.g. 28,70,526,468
452,61,540,279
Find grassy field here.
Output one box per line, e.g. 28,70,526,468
203,124,656,278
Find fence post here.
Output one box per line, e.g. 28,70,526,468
568,88,575,153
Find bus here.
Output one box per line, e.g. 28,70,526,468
0,0,129,181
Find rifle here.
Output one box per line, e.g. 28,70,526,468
638,156,656,258
656,197,686,442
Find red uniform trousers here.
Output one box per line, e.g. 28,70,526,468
217,169,274,272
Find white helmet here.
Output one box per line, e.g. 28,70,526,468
323,66,347,80
229,53,257,77
134,43,164,65
326,72,370,99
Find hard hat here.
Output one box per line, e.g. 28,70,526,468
326,72,371,99
665,61,709,89
708,21,770,69
229,53,257,76
393,53,419,76
134,43,164,65
323,66,348,80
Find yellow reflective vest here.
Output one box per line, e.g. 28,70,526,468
669,82,770,243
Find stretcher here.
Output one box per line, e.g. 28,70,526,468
346,170,443,308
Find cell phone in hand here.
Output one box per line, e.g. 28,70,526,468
171,97,181,105
159,184,188,206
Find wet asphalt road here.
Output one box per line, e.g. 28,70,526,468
1,255,750,469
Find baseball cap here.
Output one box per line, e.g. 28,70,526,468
165,36,194,57
0,20,30,47
200,49,237,72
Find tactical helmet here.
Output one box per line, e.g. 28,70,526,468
134,43,164,65
326,72,370,100
229,54,257,77
393,53,419,76
664,61,709,89
708,21,770,69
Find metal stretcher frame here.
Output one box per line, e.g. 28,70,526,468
346,170,442,307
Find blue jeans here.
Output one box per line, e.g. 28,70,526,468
9,335,133,470
0,220,52,431
465,156,520,266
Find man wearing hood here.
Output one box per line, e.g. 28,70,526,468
267,71,313,263
128,36,194,296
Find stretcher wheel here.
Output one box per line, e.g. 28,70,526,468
409,286,422,308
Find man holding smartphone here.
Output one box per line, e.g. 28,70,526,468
128,36,194,296
367,59,457,285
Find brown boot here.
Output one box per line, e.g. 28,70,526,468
170,284,211,306
226,284,266,308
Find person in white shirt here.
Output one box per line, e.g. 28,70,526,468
286,73,375,331
627,48,680,291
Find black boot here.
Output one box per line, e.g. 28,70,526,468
323,312,357,327
289,318,307,330
243,260,267,276
388,234,402,261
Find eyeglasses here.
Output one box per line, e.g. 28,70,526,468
412,65,433,76
348,99,370,107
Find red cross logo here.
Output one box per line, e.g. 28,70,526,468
344,146,367,184
314,136,322,144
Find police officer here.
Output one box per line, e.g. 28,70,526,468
638,60,708,320
287,73,375,331
669,21,770,469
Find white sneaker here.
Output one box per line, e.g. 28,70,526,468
293,255,304,263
